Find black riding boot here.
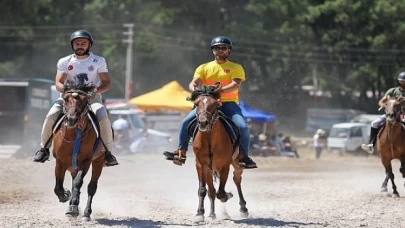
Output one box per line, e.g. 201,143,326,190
104,151,119,167
369,127,378,146
32,148,50,163
239,156,258,169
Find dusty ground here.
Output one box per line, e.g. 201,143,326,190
0,148,404,228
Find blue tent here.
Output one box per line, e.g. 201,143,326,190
239,101,276,123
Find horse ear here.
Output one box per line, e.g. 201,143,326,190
213,82,223,93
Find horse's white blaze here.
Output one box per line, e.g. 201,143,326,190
203,97,208,108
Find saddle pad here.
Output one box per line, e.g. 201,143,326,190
52,110,101,154
187,111,240,152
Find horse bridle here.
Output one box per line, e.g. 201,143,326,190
195,95,220,131
63,90,92,128
385,102,402,125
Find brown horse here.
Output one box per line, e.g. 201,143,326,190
52,81,104,221
189,82,248,222
377,96,405,197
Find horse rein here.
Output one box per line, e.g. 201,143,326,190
385,103,403,159
195,95,221,170
196,110,219,131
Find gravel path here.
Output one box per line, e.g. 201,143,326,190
0,152,404,228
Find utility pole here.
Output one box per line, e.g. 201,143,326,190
123,23,134,102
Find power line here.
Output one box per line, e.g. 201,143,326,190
1,23,404,55
0,24,120,29
0,25,400,65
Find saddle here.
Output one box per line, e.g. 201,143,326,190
187,111,241,153
377,120,405,139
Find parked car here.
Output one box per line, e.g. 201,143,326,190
108,108,173,154
327,122,369,154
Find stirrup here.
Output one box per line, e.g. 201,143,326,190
32,148,50,163
361,144,374,154
104,151,119,167
173,154,186,166
164,151,186,166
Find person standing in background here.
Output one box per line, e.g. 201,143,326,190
313,129,327,159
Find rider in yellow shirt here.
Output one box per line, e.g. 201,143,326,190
163,36,257,169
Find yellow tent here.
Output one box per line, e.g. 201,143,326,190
128,81,193,111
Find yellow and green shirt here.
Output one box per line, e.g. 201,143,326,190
193,60,245,103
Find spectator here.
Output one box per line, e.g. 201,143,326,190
112,115,130,147
282,136,300,158
313,129,327,159
267,134,282,156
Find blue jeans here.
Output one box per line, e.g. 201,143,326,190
177,102,251,156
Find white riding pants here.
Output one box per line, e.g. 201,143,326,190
40,95,113,152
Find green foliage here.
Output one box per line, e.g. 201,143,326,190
1,0,405,114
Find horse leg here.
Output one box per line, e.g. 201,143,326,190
206,170,216,220
382,159,399,197
387,166,399,197
54,160,71,203
195,162,207,222
233,162,248,218
66,161,91,217
82,156,104,221
400,159,405,178
381,175,389,193
216,168,232,203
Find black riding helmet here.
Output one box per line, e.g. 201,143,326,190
398,72,405,81
210,36,233,49
70,30,93,48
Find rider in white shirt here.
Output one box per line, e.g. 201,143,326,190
32,30,118,166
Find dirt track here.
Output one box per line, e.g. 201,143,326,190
0,151,404,228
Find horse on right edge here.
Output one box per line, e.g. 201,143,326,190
377,96,405,197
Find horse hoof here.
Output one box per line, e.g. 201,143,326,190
226,192,233,199
82,216,91,222
194,215,204,223
240,211,249,218
66,205,79,217
59,188,72,203
208,214,216,221
392,193,400,198
381,187,388,193
222,213,231,220
381,192,390,197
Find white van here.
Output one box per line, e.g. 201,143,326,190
327,122,369,153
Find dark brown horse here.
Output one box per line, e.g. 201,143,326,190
377,96,405,197
189,82,248,222
52,81,104,221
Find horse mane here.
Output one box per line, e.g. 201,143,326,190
63,80,94,93
187,84,221,101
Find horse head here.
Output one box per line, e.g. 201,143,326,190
188,82,222,132
62,80,93,128
383,96,405,124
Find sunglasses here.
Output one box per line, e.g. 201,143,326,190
213,46,229,51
